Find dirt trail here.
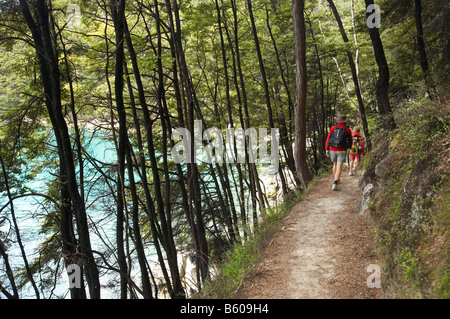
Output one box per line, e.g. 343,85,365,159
237,171,383,299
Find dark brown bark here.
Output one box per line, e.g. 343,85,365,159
414,0,429,76
292,0,312,189
19,0,100,298
247,0,288,196
365,0,396,131
166,0,209,286
306,19,327,166
110,0,129,299
229,0,259,228
0,149,39,298
413,0,435,98
0,234,18,299
265,6,299,185
212,0,240,242
57,33,86,297
124,1,185,298
221,0,249,236
111,0,155,299
326,0,372,150
152,0,185,298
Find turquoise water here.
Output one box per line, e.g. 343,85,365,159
0,129,121,298
0,128,283,298
1,129,199,298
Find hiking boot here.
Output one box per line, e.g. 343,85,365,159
349,170,354,176
332,180,338,191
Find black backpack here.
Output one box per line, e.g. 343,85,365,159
328,125,351,149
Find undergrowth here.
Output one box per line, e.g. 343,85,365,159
365,92,449,298
196,179,311,299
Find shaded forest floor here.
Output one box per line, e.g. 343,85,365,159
236,169,383,299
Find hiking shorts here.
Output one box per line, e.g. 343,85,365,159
349,154,361,162
330,151,347,163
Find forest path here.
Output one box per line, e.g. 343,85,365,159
236,170,382,299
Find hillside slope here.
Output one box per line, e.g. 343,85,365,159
358,99,449,298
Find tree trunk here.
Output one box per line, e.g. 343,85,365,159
327,0,372,150
19,0,100,298
365,0,396,131
153,0,186,297
0,150,40,298
228,0,258,230
292,0,312,189
265,6,299,185
247,0,288,196
110,0,129,299
413,0,435,98
167,0,209,286
125,0,186,298
0,234,19,299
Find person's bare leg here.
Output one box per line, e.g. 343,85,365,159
354,158,359,170
335,161,344,181
349,159,354,175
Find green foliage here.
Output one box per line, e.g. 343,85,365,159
199,184,304,299
429,176,450,298
395,248,422,295
0,0,448,299
365,94,449,298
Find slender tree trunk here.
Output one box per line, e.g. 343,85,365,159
292,0,312,189
364,0,396,131
125,62,169,299
110,0,129,299
230,0,259,227
125,1,186,298
326,0,372,150
307,20,326,164
59,165,86,299
124,20,174,300
265,6,299,185
215,0,233,127
125,143,154,299
58,40,88,297
413,0,435,98
351,0,363,104
167,0,209,285
112,0,153,299
19,0,100,298
222,0,249,236
247,0,288,196
0,235,18,299
153,0,186,297
414,0,429,76
0,149,40,298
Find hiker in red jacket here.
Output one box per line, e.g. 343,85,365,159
325,115,352,190
348,126,365,176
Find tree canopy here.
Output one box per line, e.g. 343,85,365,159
0,0,448,299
